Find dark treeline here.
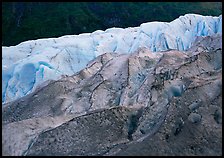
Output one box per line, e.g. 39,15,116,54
2,2,222,46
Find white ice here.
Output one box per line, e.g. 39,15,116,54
2,14,222,103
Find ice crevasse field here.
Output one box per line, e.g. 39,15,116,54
2,14,222,104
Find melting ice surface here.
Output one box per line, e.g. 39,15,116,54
2,14,222,103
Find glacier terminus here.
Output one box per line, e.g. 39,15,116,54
2,14,222,103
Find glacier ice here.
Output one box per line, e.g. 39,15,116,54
2,14,222,103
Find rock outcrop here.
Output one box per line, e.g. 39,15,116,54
2,35,222,156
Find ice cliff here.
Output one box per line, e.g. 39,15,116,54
2,14,222,103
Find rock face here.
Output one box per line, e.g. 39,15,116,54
2,14,222,103
2,35,222,156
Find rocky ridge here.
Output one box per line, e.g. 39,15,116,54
2,34,222,156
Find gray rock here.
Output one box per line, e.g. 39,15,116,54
188,113,202,124
168,85,184,97
188,101,201,111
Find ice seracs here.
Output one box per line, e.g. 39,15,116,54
2,14,222,103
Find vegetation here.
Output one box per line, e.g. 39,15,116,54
2,2,222,46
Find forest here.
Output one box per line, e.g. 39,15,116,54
2,2,222,46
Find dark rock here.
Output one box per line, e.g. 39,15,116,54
214,109,222,124
173,117,184,136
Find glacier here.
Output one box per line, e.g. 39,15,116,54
2,14,222,104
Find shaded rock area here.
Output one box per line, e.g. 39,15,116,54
2,35,222,156
25,107,133,156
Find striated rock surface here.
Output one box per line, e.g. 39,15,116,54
2,35,222,156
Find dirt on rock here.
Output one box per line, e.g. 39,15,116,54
2,35,222,156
